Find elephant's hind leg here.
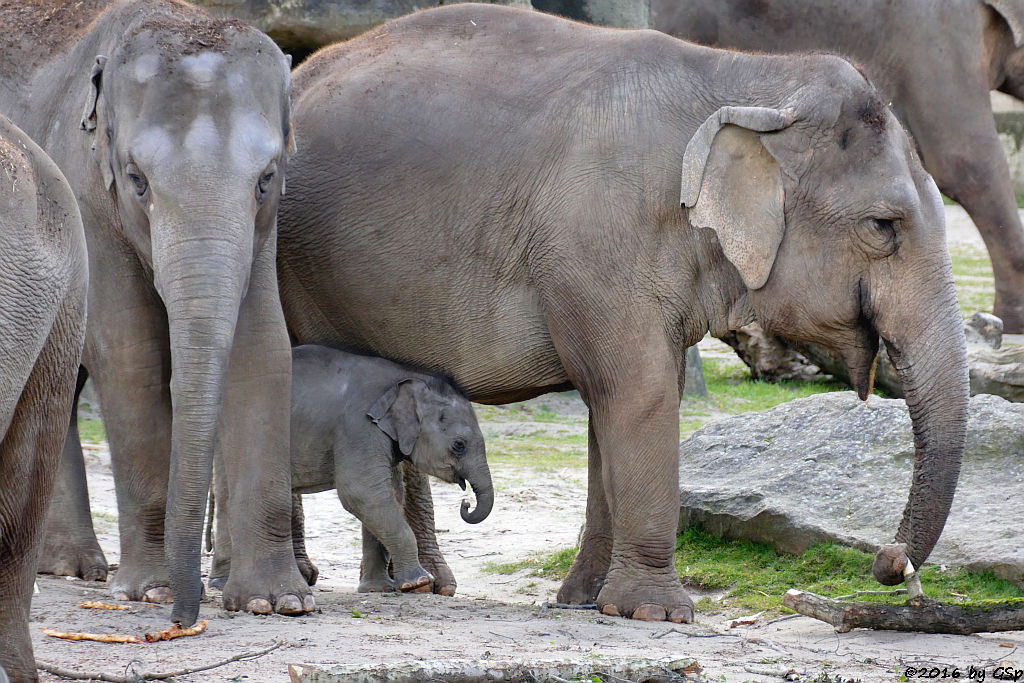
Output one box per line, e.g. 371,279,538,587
557,420,612,605
37,367,109,582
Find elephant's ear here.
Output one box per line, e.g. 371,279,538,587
680,106,797,290
367,379,423,457
986,0,1024,48
79,55,115,191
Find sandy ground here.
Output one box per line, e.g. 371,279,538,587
27,207,1024,682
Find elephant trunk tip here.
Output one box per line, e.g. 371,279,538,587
872,542,910,586
460,484,493,524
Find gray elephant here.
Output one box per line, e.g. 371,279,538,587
276,4,970,622
209,344,492,593
651,0,1024,333
0,115,88,682
0,1,311,625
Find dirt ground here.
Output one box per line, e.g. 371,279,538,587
28,209,1024,682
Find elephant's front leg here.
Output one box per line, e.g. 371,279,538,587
218,242,314,616
84,259,175,604
37,367,109,582
548,306,691,623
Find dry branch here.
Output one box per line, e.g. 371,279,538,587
784,589,1024,634
144,619,208,642
77,601,128,610
39,627,144,644
36,640,284,682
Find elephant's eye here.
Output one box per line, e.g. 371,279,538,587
873,218,898,255
256,161,277,204
124,162,148,198
858,217,898,258
451,438,467,456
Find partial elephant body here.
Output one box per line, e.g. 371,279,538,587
0,0,309,625
651,0,1024,333
212,344,491,594
278,4,969,621
0,115,88,683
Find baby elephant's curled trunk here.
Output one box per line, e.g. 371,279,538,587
460,482,493,523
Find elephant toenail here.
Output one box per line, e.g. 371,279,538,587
669,606,694,624
436,585,456,597
247,598,273,614
143,587,174,604
275,595,303,615
633,603,668,621
302,595,316,612
601,604,621,617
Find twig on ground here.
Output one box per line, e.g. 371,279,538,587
784,589,1024,634
37,640,285,682
78,601,129,611
39,628,144,644
144,620,207,642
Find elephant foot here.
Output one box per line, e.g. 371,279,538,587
37,538,108,582
207,575,227,591
595,566,694,624
556,552,608,605
109,560,172,603
418,550,457,596
358,575,396,593
392,566,433,593
296,553,319,586
994,296,1024,335
222,562,315,616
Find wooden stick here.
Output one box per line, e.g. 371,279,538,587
144,619,208,642
39,627,144,644
784,589,1024,634
37,640,284,682
77,601,129,611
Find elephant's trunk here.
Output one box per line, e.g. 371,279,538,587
459,458,494,524
871,279,969,585
153,215,254,626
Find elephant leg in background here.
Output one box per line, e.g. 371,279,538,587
545,289,691,623
291,494,318,586
909,95,1024,333
82,238,174,604
400,462,457,596
217,239,314,616
0,303,85,681
359,525,394,592
557,420,612,605
207,452,231,590
37,367,109,581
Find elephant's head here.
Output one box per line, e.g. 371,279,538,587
681,55,969,586
79,15,292,623
368,377,493,524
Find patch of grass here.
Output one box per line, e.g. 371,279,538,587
488,528,1024,616
483,430,587,472
682,357,846,423
673,526,1024,615
77,418,106,444
949,244,995,318
484,546,577,579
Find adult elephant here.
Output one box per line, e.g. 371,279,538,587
0,115,88,682
277,4,969,621
651,0,1024,333
0,1,312,626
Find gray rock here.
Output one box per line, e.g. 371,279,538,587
965,311,1003,350
678,391,1024,585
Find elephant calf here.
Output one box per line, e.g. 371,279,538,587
212,344,492,593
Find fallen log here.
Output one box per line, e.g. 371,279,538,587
783,589,1024,634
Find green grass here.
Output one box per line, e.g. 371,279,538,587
488,527,1024,616
949,244,995,318
77,418,106,444
482,430,587,472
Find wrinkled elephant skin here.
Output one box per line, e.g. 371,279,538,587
276,5,969,622
0,115,88,683
0,1,310,626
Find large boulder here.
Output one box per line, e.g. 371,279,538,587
192,0,649,58
678,392,1024,586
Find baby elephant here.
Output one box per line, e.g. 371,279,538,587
290,344,492,592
